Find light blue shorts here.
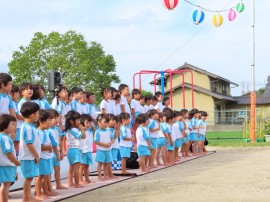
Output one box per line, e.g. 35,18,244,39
166,142,174,151
111,148,119,161
67,148,82,165
39,158,52,175
150,137,158,149
157,137,166,148
53,152,60,167
174,138,183,148
0,166,16,183
82,152,93,165
95,150,112,163
20,160,39,179
186,134,191,141
190,133,199,142
137,145,150,157
15,128,20,142
199,134,205,141
119,146,132,158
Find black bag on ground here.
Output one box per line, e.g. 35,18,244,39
126,151,139,169
204,138,208,146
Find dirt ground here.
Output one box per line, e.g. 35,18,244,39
65,147,270,202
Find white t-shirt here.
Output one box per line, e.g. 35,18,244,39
158,122,167,138
184,119,191,135
190,118,198,134
172,122,184,140
47,126,63,150
198,120,207,135
71,99,82,114
0,93,14,115
100,99,112,114
37,129,54,159
115,103,121,116
110,128,119,149
80,103,89,114
119,126,132,148
130,99,141,113
109,100,117,115
120,95,130,114
0,133,16,166
148,119,159,138
66,128,82,149
17,98,30,129
19,123,41,160
144,104,154,113
136,127,149,146
89,104,98,119
52,99,68,126
94,128,114,151
155,102,164,112
81,129,93,153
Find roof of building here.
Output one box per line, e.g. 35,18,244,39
165,82,238,102
234,96,270,105
150,62,239,86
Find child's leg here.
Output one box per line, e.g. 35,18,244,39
54,166,67,189
150,149,156,168
192,141,198,155
161,146,167,166
174,147,179,161
155,148,161,166
73,163,84,188
79,164,85,184
139,156,147,172
0,182,11,202
97,162,104,180
104,163,110,180
47,175,58,196
84,165,90,183
121,158,128,174
23,178,33,202
68,166,74,187
35,175,48,200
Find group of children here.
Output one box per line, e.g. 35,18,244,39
0,72,208,202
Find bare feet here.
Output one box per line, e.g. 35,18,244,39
86,180,96,184
98,177,105,181
74,184,85,188
141,169,150,172
109,175,119,179
35,195,50,200
56,185,68,190
30,198,41,202
79,181,89,185
68,183,74,187
48,190,58,196
157,163,164,166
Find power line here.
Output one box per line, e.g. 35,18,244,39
140,0,237,86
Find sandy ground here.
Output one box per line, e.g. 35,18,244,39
65,147,270,202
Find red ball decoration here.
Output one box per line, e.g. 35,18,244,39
162,0,179,10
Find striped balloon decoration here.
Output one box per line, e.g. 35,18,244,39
236,2,245,13
192,10,205,25
162,0,179,10
213,14,224,28
228,9,237,21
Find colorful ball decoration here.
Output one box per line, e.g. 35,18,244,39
228,9,237,21
213,14,224,28
192,10,205,25
162,0,179,10
236,2,245,13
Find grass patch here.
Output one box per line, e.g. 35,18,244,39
207,131,270,147
207,131,243,139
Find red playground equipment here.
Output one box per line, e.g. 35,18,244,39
133,69,195,108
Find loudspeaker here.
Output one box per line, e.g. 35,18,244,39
48,72,61,91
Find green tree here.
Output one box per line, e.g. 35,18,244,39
8,30,120,102
141,89,153,97
256,88,265,96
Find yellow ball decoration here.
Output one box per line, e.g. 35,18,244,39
213,14,223,28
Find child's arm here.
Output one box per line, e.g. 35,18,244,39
120,104,125,113
16,114,24,121
78,125,86,139
149,128,159,132
41,144,52,152
26,144,40,163
101,108,107,114
7,152,21,166
53,146,60,162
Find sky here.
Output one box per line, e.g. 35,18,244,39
0,0,269,96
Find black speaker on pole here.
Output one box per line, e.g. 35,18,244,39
48,71,61,91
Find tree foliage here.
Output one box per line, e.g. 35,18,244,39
8,30,120,101
141,89,153,97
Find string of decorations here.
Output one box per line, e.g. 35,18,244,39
162,0,245,28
